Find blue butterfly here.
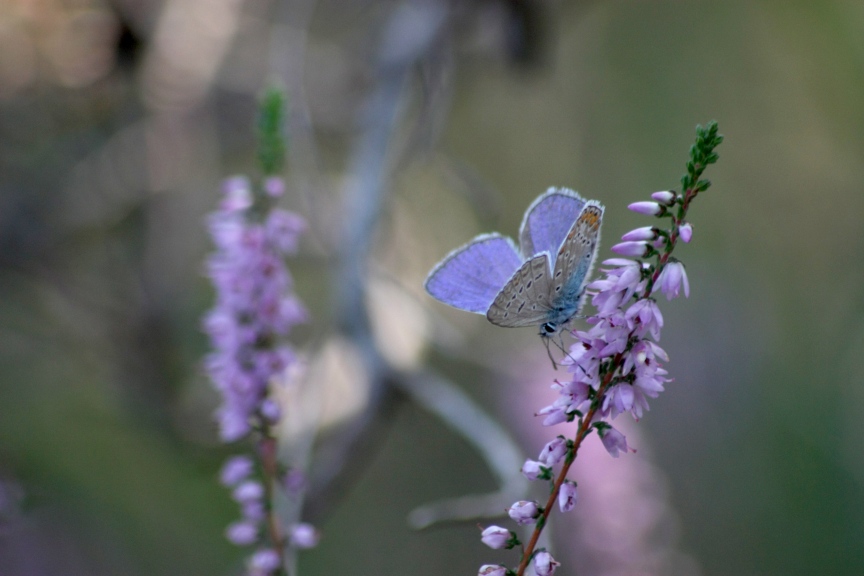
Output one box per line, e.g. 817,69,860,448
425,188,603,337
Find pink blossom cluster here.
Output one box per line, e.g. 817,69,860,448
203,175,307,442
480,190,694,576
220,455,319,574
204,175,317,574
538,190,692,452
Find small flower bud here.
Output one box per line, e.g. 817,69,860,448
220,455,254,487
480,525,511,549
263,176,285,197
628,201,663,216
534,551,561,576
225,520,258,545
233,480,264,503
221,176,253,212
521,459,549,481
289,522,320,549
478,565,508,576
242,500,266,521
558,481,578,512
650,190,677,205
679,222,693,243
538,437,568,466
260,399,281,424
621,226,657,242
599,426,631,458
611,241,649,257
507,500,540,525
249,548,281,571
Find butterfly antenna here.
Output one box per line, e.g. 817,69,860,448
553,330,585,371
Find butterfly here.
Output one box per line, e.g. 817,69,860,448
425,187,604,338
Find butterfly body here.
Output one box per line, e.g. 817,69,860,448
425,188,604,336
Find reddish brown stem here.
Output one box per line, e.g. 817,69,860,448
259,433,288,576
514,352,621,576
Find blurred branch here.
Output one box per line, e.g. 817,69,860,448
304,0,527,529
397,370,525,528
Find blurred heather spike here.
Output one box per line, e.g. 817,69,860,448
257,85,287,176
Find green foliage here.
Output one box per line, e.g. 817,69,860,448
258,86,287,176
680,120,723,194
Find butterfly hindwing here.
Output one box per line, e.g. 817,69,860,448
519,188,587,258
425,233,523,314
486,253,554,327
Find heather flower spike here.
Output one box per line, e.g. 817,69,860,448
204,87,318,575
486,122,723,576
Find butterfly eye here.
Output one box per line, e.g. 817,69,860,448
541,322,557,335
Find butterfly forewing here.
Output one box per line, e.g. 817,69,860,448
486,253,554,327
425,234,523,314
548,202,604,322
519,188,587,258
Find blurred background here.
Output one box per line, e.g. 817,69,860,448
1,0,863,574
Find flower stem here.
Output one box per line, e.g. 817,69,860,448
260,433,288,576
515,353,622,576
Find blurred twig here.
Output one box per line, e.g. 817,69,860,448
303,0,526,528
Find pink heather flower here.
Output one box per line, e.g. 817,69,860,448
217,408,251,442
588,259,644,316
480,525,511,549
521,460,548,481
260,399,282,423
249,548,281,572
538,378,594,427
221,176,253,212
611,241,649,257
537,402,569,427
204,178,306,446
624,299,663,341
679,222,693,243
558,481,578,512
650,190,677,205
628,201,663,216
233,480,264,503
599,426,631,458
534,551,560,576
538,437,568,466
478,565,508,576
507,500,540,525
289,523,320,549
225,520,258,545
265,209,306,254
655,261,689,300
263,176,285,197
602,384,636,419
621,226,657,242
242,500,266,521
623,341,670,417
220,455,254,486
